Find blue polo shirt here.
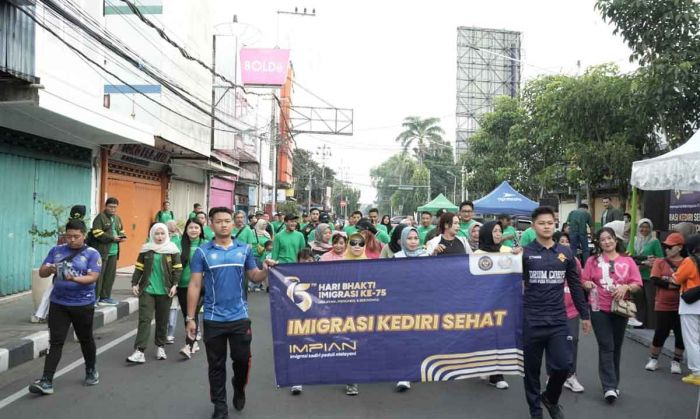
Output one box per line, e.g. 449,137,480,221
190,239,258,322
522,241,589,327
43,245,102,306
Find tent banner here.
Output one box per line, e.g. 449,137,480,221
268,254,524,387
669,190,700,233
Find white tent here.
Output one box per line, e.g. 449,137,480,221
630,129,700,191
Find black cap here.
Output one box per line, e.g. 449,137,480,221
284,213,299,222
319,212,330,223
69,205,86,219
255,210,264,216
355,218,377,235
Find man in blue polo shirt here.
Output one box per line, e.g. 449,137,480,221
186,207,274,419
522,206,591,419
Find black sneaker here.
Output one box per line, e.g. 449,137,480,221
541,393,565,419
28,378,54,395
233,387,246,411
530,415,544,419
211,406,228,419
84,369,99,386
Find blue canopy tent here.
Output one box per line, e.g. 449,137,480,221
473,181,538,216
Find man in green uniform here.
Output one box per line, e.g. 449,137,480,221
519,226,536,247
155,201,175,224
499,214,518,248
89,197,126,306
566,203,593,262
271,214,307,263
232,211,257,245
196,212,215,240
188,203,202,220
343,211,363,236
368,208,390,244
271,212,285,235
457,201,476,239
417,211,435,246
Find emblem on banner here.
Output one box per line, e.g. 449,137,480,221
286,276,313,312
497,256,513,270
478,256,494,271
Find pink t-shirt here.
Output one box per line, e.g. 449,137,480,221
581,254,643,313
564,258,584,319
319,251,345,262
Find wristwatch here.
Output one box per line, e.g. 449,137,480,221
185,316,195,323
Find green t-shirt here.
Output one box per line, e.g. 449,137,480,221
271,229,307,264
636,238,664,280
417,225,435,246
109,216,119,256
203,226,215,241
343,225,358,236
170,234,181,248
254,234,270,257
519,227,536,247
376,224,388,234
156,211,174,224
144,253,167,295
188,211,197,220
233,225,256,245
502,225,517,248
566,209,592,235
271,221,284,234
375,228,390,244
178,238,206,288
457,220,476,239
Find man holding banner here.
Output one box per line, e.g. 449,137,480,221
186,207,275,419
522,206,591,419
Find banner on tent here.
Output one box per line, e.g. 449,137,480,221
268,254,524,387
669,190,700,233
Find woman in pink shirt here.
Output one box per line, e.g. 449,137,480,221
582,227,642,404
319,232,347,262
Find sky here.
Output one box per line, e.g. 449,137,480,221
212,0,636,205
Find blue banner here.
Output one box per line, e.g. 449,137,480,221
268,254,524,387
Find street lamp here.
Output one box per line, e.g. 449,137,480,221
446,171,458,204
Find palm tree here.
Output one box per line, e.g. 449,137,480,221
395,116,445,165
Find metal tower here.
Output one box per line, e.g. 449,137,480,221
456,27,522,156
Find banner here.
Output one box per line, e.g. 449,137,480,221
669,190,700,233
239,48,290,87
269,254,524,387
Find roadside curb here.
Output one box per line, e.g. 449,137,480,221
0,297,138,375
625,328,675,358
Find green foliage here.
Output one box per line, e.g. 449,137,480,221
276,201,300,216
292,148,336,208
28,200,68,244
596,0,700,147
395,117,446,165
331,181,362,216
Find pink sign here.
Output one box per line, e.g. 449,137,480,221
239,48,290,87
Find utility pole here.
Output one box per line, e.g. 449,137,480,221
316,144,331,210
461,165,465,202
270,97,278,215
427,169,431,202
307,177,312,212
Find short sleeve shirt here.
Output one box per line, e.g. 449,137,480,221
44,245,102,306
501,225,517,248
190,240,258,322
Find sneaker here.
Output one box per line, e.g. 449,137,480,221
541,393,564,419
166,336,175,344
98,298,118,306
345,384,359,396
645,358,659,371
156,346,167,360
84,369,99,386
179,345,192,359
196,332,202,341
192,341,200,353
488,375,509,390
395,381,411,392
671,361,682,375
564,374,584,393
290,385,303,395
627,318,643,327
28,378,54,395
604,389,618,403
233,387,246,411
126,349,145,364
682,373,700,385
211,406,228,419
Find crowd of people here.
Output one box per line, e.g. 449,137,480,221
26,196,700,419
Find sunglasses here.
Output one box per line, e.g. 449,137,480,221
608,261,615,275
349,239,366,247
662,244,677,250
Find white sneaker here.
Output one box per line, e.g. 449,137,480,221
345,384,359,396
126,349,145,364
493,380,509,390
179,345,191,359
196,332,202,341
395,381,411,392
627,318,643,327
564,375,584,393
192,341,200,353
290,385,303,395
671,360,682,374
645,358,659,371
604,389,618,403
166,336,175,344
156,346,167,360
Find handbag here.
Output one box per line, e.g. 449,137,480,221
599,256,637,318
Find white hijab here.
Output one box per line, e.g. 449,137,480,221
140,223,180,254
634,218,654,255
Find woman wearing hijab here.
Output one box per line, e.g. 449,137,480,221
632,218,664,329
127,223,182,364
344,233,368,260
310,223,333,259
474,220,511,390
467,222,482,252
394,227,428,259
320,232,348,262
253,219,271,264
380,224,407,258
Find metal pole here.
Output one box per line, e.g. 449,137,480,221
461,165,465,202
210,34,216,152
270,96,278,215
307,177,312,212
453,176,456,204
427,169,431,202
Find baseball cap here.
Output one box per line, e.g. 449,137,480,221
255,210,264,216
663,232,685,247
284,213,299,222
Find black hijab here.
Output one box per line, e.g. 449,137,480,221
479,221,503,253
389,224,406,253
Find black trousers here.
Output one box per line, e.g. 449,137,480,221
204,319,252,407
176,287,203,347
43,302,96,380
523,322,571,416
653,310,684,350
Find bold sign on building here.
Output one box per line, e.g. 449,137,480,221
239,48,291,87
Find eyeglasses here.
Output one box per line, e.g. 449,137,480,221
349,239,365,247
461,210,473,214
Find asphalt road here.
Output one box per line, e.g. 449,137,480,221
0,291,698,419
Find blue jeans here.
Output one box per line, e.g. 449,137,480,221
569,232,589,263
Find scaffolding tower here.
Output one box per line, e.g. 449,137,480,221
456,27,521,156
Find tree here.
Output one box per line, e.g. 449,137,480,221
292,148,336,209
596,0,700,147
370,153,419,215
331,181,361,217
395,117,446,165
